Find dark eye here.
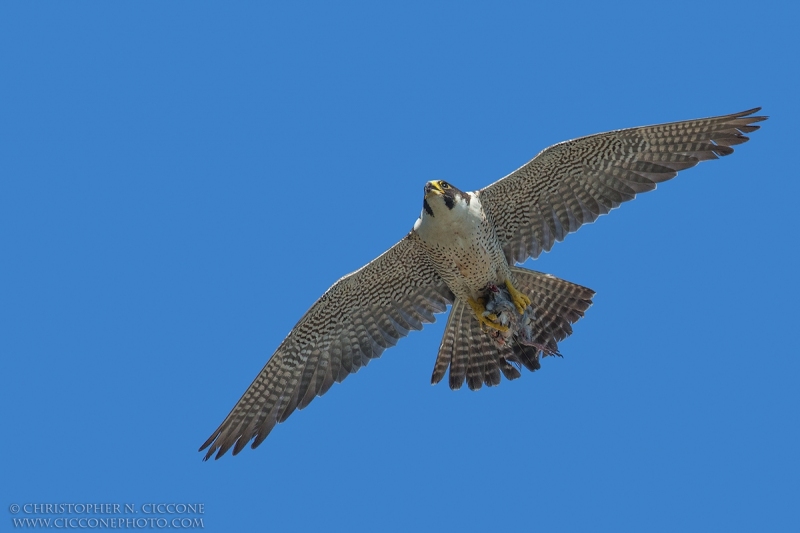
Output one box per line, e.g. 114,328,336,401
440,181,450,189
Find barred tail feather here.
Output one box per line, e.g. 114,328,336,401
431,267,594,390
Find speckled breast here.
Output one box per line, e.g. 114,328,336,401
414,194,510,301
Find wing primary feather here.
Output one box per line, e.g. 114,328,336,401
480,108,765,264
200,233,453,458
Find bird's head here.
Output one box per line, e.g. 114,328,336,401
421,180,470,218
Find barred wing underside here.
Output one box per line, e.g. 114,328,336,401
200,233,453,460
479,108,766,265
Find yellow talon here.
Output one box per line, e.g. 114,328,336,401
505,279,531,315
468,297,509,332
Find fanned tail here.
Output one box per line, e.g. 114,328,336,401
431,267,595,390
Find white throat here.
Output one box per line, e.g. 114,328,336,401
413,192,482,244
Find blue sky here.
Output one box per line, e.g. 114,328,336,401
2,2,798,532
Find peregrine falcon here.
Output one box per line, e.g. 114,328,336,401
200,108,765,459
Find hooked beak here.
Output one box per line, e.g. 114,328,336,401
424,181,444,198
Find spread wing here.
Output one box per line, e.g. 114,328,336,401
479,108,766,264
200,232,453,460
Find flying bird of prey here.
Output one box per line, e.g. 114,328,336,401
201,108,765,459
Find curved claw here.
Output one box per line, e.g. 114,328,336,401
505,279,531,315
467,297,509,332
